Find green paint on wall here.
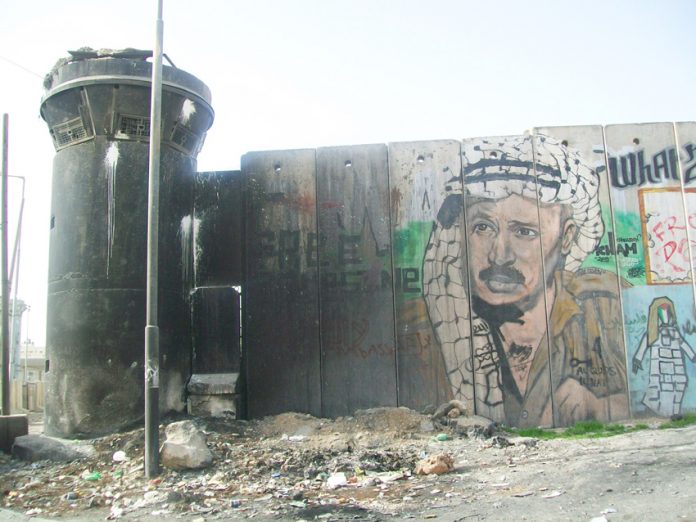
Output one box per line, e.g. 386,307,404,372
393,221,432,267
581,204,619,274
613,210,646,286
393,221,432,302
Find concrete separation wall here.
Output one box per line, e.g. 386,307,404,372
240,123,696,427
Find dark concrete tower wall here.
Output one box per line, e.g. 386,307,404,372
40,54,214,436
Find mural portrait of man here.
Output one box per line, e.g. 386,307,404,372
423,134,629,427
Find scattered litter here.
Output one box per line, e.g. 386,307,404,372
81,470,102,481
0,407,676,520
112,450,127,462
326,472,348,489
367,470,409,483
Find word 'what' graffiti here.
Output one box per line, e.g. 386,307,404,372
609,143,696,189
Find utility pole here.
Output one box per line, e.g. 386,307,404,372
9,175,25,381
1,114,10,415
145,0,164,478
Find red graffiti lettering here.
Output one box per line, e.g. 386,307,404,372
653,215,686,242
689,213,696,230
667,215,686,234
652,220,665,241
649,210,694,279
661,241,676,262
659,239,688,272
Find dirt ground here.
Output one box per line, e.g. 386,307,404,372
1,407,695,521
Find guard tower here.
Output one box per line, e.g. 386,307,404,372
40,49,214,436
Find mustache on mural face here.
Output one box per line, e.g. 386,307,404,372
479,264,526,285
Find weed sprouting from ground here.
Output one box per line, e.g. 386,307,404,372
504,415,696,440
658,413,696,430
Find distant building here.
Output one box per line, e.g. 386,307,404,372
19,343,45,383
0,298,30,380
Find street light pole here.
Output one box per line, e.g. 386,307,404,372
144,0,164,478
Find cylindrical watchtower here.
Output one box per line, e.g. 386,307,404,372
40,49,214,436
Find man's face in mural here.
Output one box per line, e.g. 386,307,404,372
466,194,576,310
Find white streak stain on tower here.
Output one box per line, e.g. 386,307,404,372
180,215,202,292
180,99,196,125
105,141,120,276
180,215,192,291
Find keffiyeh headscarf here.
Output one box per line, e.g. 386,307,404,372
422,134,603,419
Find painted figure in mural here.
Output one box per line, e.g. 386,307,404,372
633,297,695,417
423,134,629,427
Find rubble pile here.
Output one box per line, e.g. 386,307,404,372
0,407,539,520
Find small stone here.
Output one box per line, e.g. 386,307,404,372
542,490,564,499
415,454,454,475
517,438,538,448
12,435,95,463
160,421,213,470
453,415,497,438
167,491,184,503
490,435,511,448
61,491,78,501
432,400,469,420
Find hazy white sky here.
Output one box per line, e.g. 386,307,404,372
1,0,695,345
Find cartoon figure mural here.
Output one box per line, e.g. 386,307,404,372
423,134,628,427
633,297,696,416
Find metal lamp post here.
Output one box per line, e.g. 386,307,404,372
145,0,164,478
